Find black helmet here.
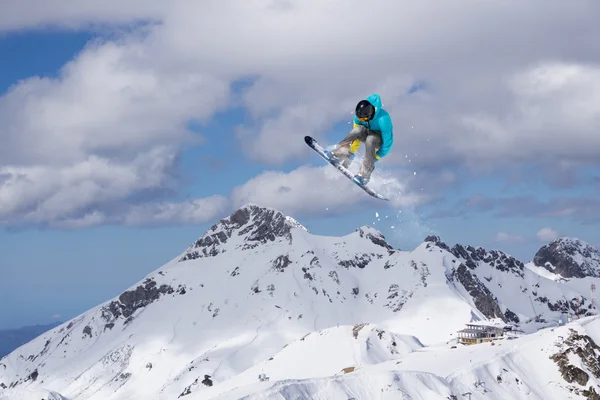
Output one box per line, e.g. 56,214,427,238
355,100,375,120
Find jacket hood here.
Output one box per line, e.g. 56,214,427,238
365,93,382,117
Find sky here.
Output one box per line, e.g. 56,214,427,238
1,0,600,330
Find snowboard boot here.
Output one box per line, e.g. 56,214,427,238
324,150,345,167
353,173,369,186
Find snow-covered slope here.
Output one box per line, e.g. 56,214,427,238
0,323,62,359
429,236,599,326
2,204,600,400
220,316,600,400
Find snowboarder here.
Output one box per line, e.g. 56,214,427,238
325,93,394,186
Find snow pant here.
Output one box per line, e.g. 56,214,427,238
332,124,382,180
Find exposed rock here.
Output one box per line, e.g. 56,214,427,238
328,271,340,285
272,254,292,272
424,235,450,252
309,256,321,268
384,284,410,313
357,226,393,250
551,328,600,391
302,266,313,281
118,372,131,381
582,386,600,400
179,205,302,261
83,325,92,338
202,374,213,387
537,296,590,317
352,323,367,338
454,264,506,321
178,377,198,397
339,254,372,269
101,278,175,323
534,238,600,278
504,308,520,323
25,369,38,382
451,244,525,278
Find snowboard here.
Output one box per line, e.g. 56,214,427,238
304,135,389,201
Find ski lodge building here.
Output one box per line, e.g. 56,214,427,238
456,323,506,345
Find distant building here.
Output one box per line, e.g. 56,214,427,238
457,323,505,345
258,373,269,382
558,313,572,325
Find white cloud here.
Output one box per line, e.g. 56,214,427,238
0,39,230,166
0,0,167,31
0,146,229,228
7,0,594,168
1,0,600,227
0,148,176,225
235,93,364,164
537,227,559,242
0,28,230,228
172,0,599,168
43,196,229,229
457,62,600,166
495,232,525,243
230,165,427,218
51,211,108,229
122,196,230,227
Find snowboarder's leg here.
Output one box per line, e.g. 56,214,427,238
357,132,382,185
329,125,368,167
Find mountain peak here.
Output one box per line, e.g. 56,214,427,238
355,226,394,250
533,237,600,278
450,243,525,278
179,204,307,261
424,235,451,252
284,215,308,232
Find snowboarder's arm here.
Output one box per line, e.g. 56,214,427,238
375,116,393,159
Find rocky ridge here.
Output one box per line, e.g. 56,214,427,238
551,328,600,399
179,204,302,261
534,237,600,279
425,235,598,324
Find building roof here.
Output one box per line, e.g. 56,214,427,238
464,323,506,329
458,328,487,334
464,325,502,329
458,327,504,334
465,318,508,327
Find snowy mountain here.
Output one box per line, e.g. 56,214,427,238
0,323,62,359
2,204,600,400
533,237,600,279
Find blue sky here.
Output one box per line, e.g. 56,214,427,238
1,1,600,329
